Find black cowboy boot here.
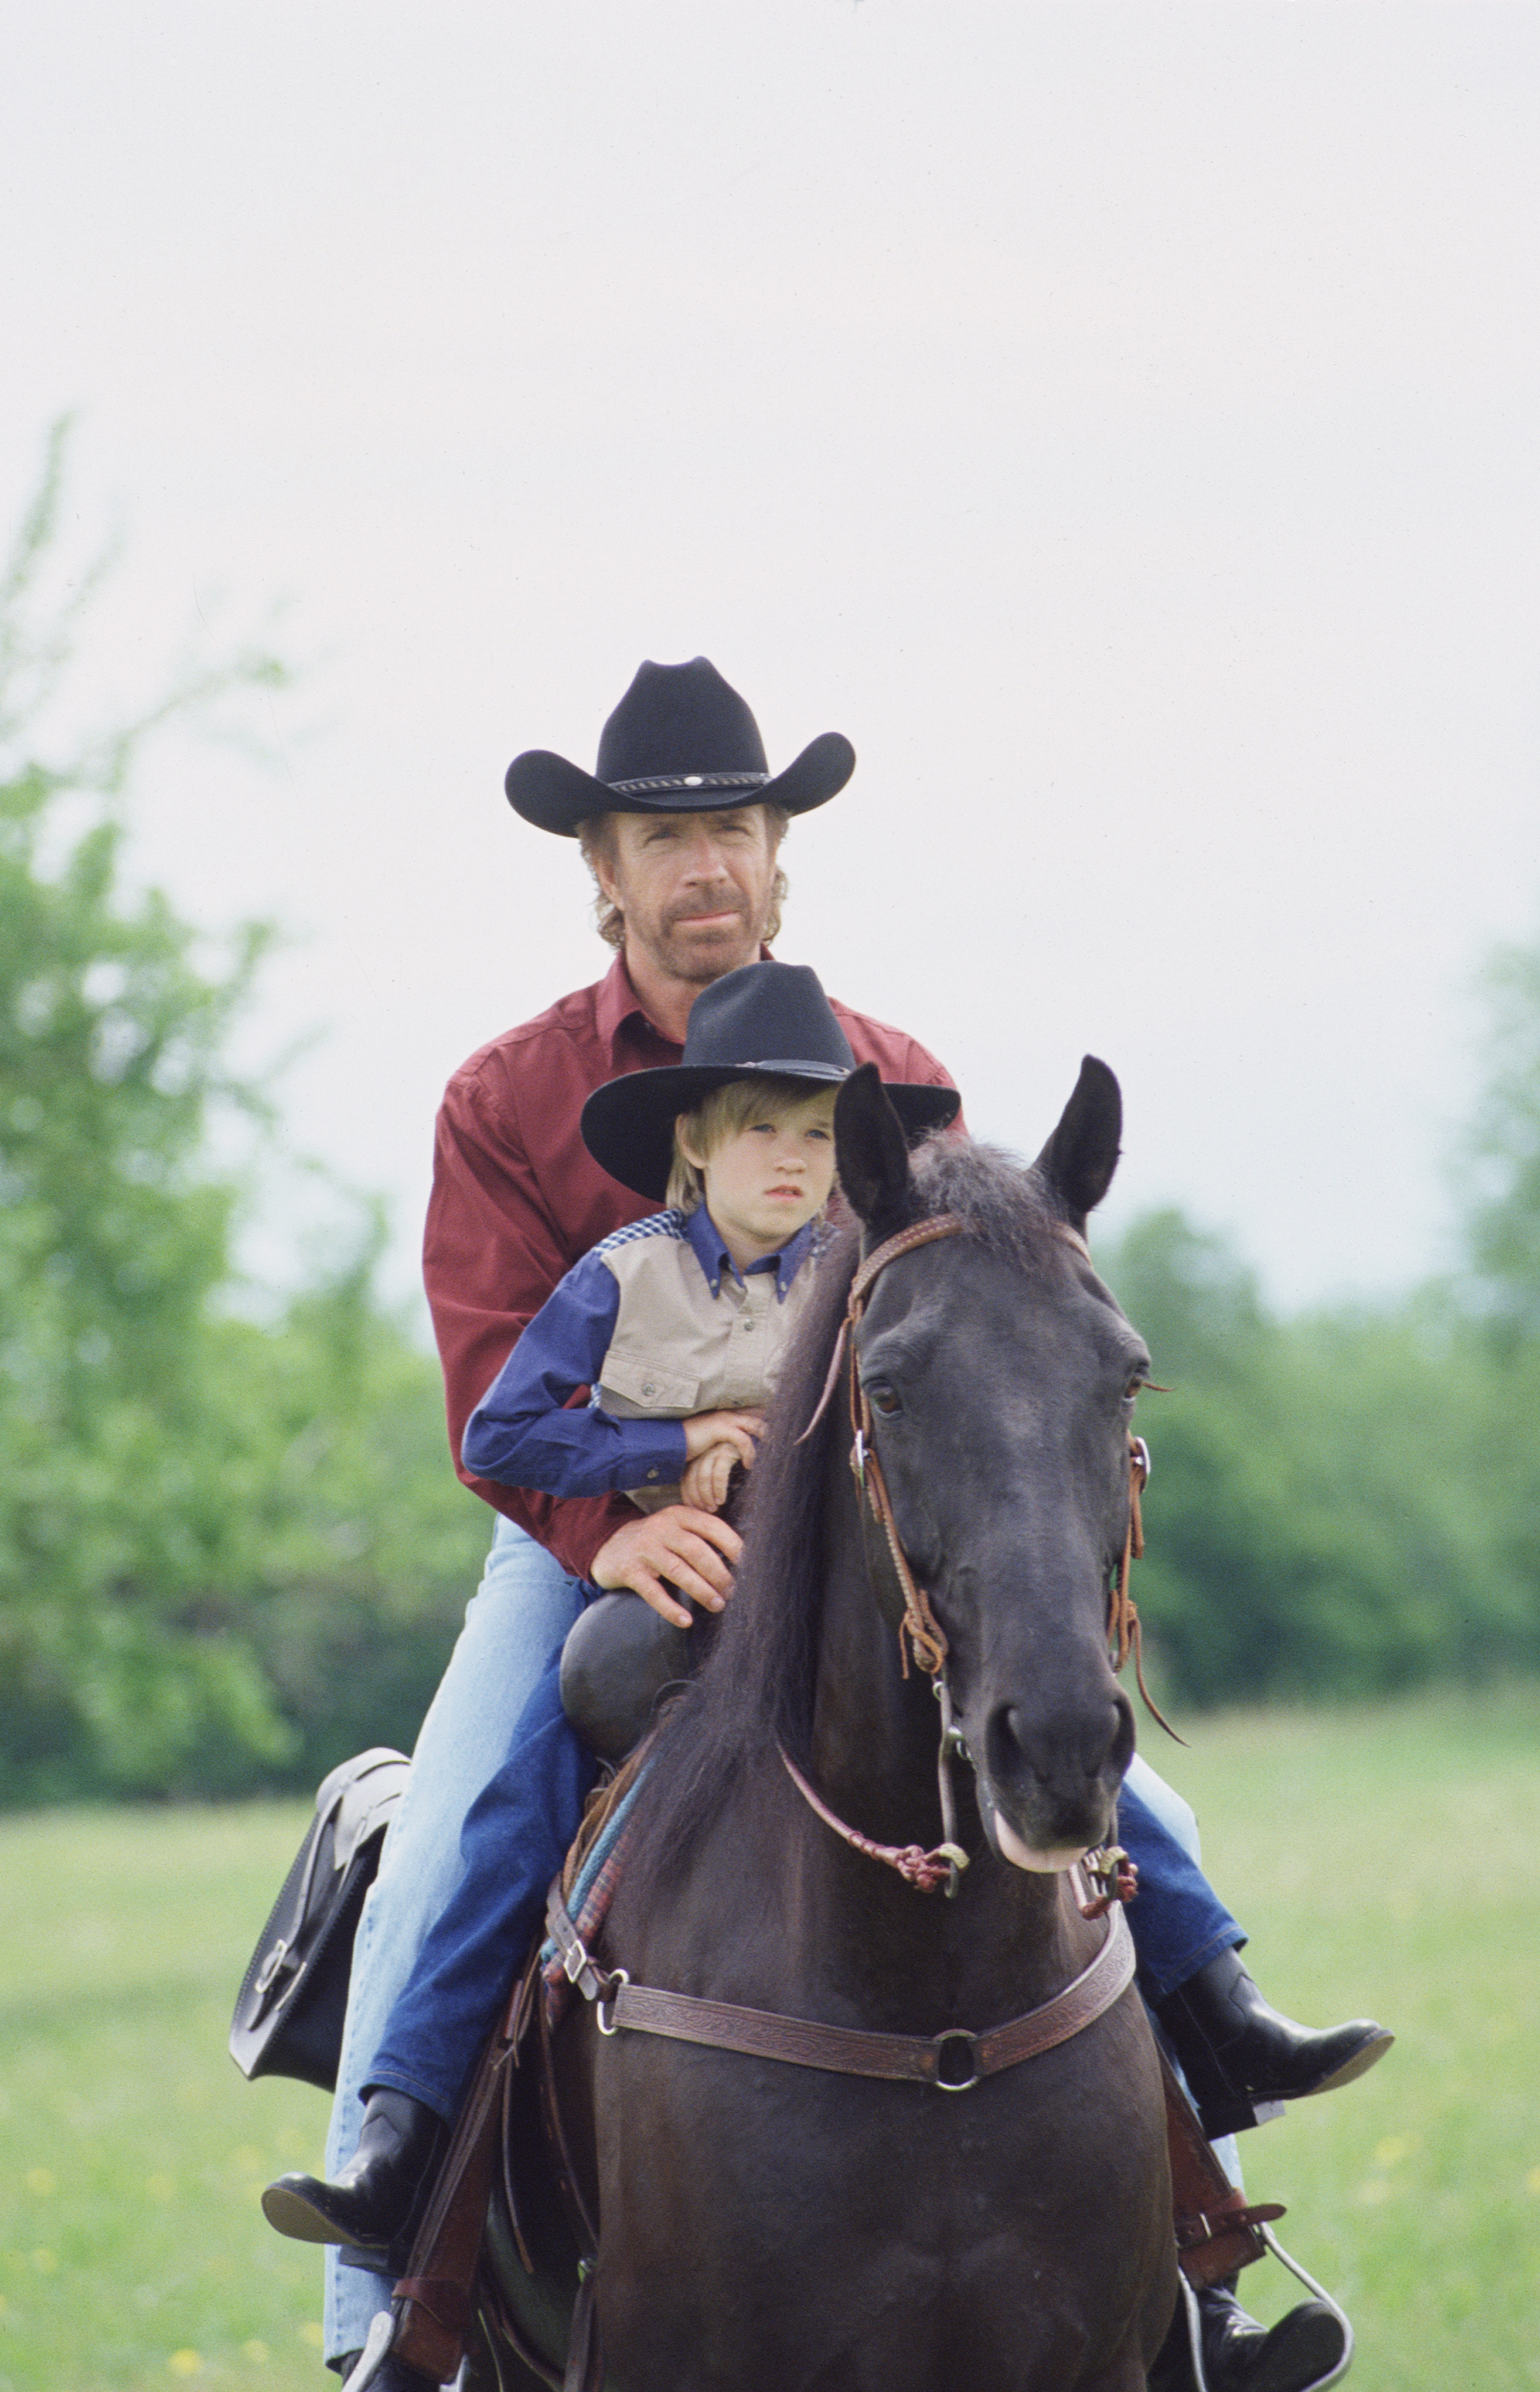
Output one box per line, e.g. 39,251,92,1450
1153,1949,1392,2138
1149,2276,1348,2392
261,2089,445,2249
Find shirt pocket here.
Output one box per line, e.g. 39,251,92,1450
598,1351,701,1416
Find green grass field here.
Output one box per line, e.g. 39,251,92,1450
1,1690,1537,2390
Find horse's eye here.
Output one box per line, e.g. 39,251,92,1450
867,1385,902,1417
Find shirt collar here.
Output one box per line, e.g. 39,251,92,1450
594,954,675,1059
684,1203,818,1300
594,945,779,1062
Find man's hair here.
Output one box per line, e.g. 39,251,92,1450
665,1076,836,1214
577,805,791,950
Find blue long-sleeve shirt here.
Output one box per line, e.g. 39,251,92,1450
462,1204,818,1501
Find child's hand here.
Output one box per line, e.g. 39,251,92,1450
680,1442,741,1513
680,1408,765,1469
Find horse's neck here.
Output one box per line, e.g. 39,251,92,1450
800,1458,1085,2014
806,1461,935,1836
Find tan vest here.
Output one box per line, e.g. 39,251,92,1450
595,1216,822,1510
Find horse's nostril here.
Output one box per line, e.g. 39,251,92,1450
989,1698,1133,1789
984,1704,1028,1790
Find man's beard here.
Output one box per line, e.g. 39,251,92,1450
657,901,763,982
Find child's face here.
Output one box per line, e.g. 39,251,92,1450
686,1088,839,1264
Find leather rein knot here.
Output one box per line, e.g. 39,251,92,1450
780,1748,966,1894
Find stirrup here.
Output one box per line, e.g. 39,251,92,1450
1178,2226,1354,2392
342,2311,397,2391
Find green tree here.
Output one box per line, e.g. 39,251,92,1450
1456,928,1540,1656
1102,1210,1529,1708
0,430,486,1800
1467,934,1540,1338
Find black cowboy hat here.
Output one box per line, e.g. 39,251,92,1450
505,658,855,837
580,961,960,1202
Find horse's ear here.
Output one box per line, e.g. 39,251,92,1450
835,1063,913,1232
1033,1056,1122,1231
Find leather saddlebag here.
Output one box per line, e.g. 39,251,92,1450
230,1747,409,2091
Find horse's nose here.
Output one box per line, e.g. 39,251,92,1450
984,1686,1135,1808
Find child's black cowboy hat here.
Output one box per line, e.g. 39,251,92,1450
505,658,854,837
580,961,961,1202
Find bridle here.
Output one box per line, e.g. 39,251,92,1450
786,1209,1169,1904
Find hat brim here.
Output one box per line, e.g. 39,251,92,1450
581,1064,960,1204
505,731,855,837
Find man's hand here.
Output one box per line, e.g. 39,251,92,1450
590,1507,742,1630
680,1442,741,1513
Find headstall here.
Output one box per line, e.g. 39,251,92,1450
787,1209,1175,1903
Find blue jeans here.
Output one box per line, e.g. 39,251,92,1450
322,1518,582,2368
1122,1752,1245,2187
1118,1752,1245,1999
367,1646,591,2123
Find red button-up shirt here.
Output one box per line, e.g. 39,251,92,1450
422,954,957,1580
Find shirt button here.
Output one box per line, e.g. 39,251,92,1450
646,1468,658,1481
642,1381,656,1397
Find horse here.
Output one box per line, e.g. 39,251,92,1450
485,1056,1176,2392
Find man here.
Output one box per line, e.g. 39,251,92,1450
308,659,1377,2392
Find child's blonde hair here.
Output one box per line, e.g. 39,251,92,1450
666,1076,837,1214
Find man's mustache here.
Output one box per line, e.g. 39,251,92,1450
667,899,748,927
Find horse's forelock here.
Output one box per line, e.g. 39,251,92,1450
908,1135,1069,1277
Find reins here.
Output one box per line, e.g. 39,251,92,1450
780,1745,964,1894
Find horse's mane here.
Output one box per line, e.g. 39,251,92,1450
615,1138,1067,1913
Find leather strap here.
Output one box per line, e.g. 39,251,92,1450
597,1900,1133,2088
563,2266,605,2392
802,1207,1092,1450
798,1214,968,1448
1159,2045,1286,2286
390,2008,516,2382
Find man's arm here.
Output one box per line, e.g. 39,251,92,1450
424,1058,637,1580
830,1004,964,1124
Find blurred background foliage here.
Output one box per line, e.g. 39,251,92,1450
0,433,485,1805
2,436,1539,1805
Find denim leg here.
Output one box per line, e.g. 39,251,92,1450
1122,1756,1245,2183
322,1518,581,2367
1118,1753,1247,2002
367,1650,597,2122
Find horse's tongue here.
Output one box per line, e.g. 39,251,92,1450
993,1812,1087,1875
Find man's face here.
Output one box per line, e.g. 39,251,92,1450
595,805,780,987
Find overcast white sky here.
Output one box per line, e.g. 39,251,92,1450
4,3,1537,1315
